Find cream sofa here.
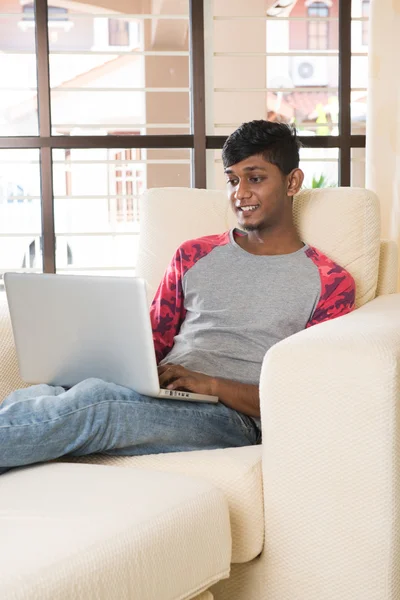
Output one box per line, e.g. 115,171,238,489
0,463,231,600
0,186,400,600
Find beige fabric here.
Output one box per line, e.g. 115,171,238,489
259,293,400,600
137,187,381,308
0,291,29,403
192,593,213,600
366,0,400,277
0,463,231,600
376,240,399,296
293,187,381,307
212,557,266,600
136,187,236,303
64,445,263,564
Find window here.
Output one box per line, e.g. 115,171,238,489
111,149,142,223
307,2,329,50
0,0,369,275
0,149,41,273
22,3,69,22
108,19,130,47
20,3,72,30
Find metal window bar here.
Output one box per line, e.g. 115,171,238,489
0,135,367,150
47,88,191,92
35,0,55,273
214,16,339,21
189,0,206,188
0,13,189,19
339,0,352,186
3,49,190,56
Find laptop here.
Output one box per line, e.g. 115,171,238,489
4,273,218,403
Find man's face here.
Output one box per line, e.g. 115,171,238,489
225,154,297,232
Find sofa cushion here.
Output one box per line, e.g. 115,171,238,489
0,463,231,600
293,187,381,308
66,445,263,564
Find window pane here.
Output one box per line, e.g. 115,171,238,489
206,148,338,191
53,148,191,275
351,0,369,133
309,22,318,36
350,88,367,134
351,55,368,89
0,149,41,276
207,1,338,136
300,147,338,188
267,56,338,88
48,1,190,136
108,18,130,46
213,87,339,137
308,4,329,19
351,147,366,187
0,5,38,135
352,0,370,18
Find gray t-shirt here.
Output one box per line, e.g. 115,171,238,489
151,229,355,386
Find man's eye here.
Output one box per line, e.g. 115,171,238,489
227,179,238,186
249,177,264,183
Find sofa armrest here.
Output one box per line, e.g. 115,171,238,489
376,239,398,296
259,294,400,600
0,290,29,403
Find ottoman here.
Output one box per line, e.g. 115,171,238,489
0,463,231,600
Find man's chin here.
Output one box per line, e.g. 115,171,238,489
241,223,260,232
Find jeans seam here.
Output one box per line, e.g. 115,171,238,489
0,399,243,428
0,400,115,429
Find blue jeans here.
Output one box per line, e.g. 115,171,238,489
0,378,261,471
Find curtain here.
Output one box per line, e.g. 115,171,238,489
366,0,400,251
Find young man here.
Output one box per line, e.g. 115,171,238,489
0,120,355,472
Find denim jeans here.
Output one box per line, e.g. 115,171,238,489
0,378,261,471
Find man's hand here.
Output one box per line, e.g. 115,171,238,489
158,364,217,397
158,363,260,417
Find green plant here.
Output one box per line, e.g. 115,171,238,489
310,174,336,188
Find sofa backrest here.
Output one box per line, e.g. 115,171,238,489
292,187,381,307
136,188,236,303
136,186,384,308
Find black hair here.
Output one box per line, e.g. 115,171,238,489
222,120,301,175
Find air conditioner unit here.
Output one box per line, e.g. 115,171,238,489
291,56,329,87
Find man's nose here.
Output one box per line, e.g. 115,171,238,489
235,181,251,200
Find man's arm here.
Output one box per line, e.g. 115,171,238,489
305,247,356,328
158,364,260,417
150,249,187,363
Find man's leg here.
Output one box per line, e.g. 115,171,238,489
0,378,260,469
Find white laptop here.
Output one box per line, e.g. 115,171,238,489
4,273,218,403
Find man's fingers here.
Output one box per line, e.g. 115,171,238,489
166,377,190,391
158,365,202,393
157,364,172,374
158,365,186,387
158,364,184,375
158,370,174,386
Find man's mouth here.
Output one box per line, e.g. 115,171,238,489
237,204,259,213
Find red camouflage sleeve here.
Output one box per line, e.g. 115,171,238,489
305,246,356,328
150,232,230,363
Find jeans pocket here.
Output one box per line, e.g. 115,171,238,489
235,412,260,445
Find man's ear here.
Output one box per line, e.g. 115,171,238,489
287,168,304,197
